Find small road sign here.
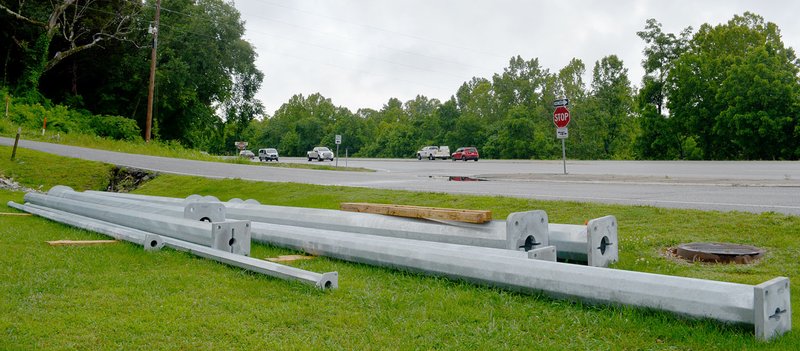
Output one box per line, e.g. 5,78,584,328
553,106,571,128
234,141,248,150
335,134,342,145
553,98,569,107
557,127,568,139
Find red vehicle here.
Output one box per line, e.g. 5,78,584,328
451,147,479,161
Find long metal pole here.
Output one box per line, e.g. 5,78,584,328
83,190,618,266
24,192,251,255
144,0,161,143
8,202,337,289
16,192,793,339
9,201,163,250
97,192,548,251
243,220,790,340
561,138,566,175
51,188,538,261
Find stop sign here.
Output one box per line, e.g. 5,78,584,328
553,106,571,128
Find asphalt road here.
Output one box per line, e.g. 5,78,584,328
3,137,799,215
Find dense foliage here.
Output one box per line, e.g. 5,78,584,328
2,5,798,159
1,0,262,152
248,13,798,160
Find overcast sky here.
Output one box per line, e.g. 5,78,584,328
231,0,800,116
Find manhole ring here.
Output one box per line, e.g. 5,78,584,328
675,242,765,264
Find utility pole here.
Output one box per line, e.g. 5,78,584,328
145,0,162,143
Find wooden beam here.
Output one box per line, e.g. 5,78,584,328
46,240,119,246
340,203,492,224
0,212,32,216
265,255,316,262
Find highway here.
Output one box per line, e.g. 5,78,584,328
2,137,799,215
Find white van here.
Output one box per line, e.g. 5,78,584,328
258,148,279,162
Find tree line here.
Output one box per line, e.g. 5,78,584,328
1,0,261,153
2,3,798,160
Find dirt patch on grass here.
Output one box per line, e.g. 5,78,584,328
107,167,158,193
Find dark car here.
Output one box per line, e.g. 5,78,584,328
451,147,479,161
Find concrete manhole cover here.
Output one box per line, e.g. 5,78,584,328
674,242,765,264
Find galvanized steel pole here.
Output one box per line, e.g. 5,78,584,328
244,221,790,340
24,192,250,255
8,201,337,289
84,190,617,266
51,188,547,261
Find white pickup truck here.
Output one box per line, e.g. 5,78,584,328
416,146,450,160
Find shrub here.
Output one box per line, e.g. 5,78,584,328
89,115,142,141
5,94,141,141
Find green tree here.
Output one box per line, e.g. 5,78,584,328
715,46,800,159
634,19,692,159
266,93,338,156
667,12,800,159
589,55,636,158
636,19,692,115
0,0,138,96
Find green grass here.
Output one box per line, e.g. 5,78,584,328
1,150,798,350
0,145,113,191
11,130,219,160
224,157,373,172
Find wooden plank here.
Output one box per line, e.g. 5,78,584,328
265,255,316,262
340,203,492,224
46,240,119,246
0,212,32,216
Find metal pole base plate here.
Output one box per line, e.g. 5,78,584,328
755,277,791,340
586,215,618,267
506,210,549,251
211,220,252,256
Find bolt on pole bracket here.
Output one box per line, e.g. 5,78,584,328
586,216,618,267
507,210,549,251
755,277,792,340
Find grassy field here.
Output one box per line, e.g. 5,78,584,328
0,148,798,350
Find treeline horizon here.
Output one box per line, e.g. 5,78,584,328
1,2,798,160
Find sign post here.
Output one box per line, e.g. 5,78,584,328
335,134,342,167
234,141,248,155
553,103,571,175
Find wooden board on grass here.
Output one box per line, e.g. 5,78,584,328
340,203,492,224
266,255,315,262
47,240,119,246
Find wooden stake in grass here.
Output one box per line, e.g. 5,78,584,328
340,202,492,224
46,240,119,246
11,127,21,161
0,213,32,216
